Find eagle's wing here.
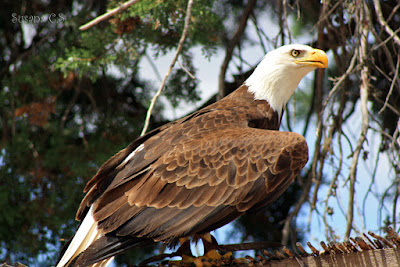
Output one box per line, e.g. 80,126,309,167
73,127,307,265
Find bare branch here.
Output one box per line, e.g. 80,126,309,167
374,97,400,117
393,181,399,230
319,52,358,131
345,4,370,240
178,60,196,80
60,88,79,131
379,54,400,114
145,52,163,82
140,0,194,136
372,27,400,51
312,0,342,31
361,144,380,228
79,0,141,31
250,14,268,55
323,128,343,241
373,0,400,47
282,0,293,43
218,0,257,99
365,5,400,92
392,118,400,148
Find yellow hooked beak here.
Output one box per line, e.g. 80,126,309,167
295,48,328,69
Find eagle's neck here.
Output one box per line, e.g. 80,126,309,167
222,86,282,130
244,60,307,118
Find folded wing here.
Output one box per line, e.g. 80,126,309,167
73,128,308,265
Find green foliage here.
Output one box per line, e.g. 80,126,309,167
54,0,224,84
121,0,224,53
55,28,118,81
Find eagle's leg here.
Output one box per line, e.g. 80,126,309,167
200,233,232,260
171,234,232,266
177,237,193,261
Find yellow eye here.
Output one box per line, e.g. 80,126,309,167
291,49,300,57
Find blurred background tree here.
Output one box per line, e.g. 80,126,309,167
1,0,399,266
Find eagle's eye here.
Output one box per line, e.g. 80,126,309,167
291,49,301,57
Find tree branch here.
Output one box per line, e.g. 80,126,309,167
345,3,370,240
373,0,400,47
378,53,400,114
218,0,257,99
140,0,194,136
79,0,141,31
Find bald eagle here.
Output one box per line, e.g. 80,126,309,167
56,44,328,266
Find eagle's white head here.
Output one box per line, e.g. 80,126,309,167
244,44,328,116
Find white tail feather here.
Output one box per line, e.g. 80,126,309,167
57,206,112,267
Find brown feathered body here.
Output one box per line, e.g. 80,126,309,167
69,85,308,265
